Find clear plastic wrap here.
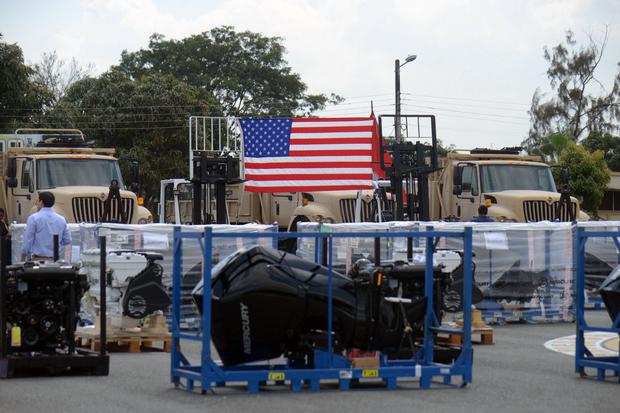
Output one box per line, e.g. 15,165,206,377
298,221,577,323
10,223,275,328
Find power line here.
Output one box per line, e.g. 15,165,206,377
0,100,532,131
0,104,211,112
323,95,529,114
318,102,529,125
404,93,530,107
313,106,386,114
332,92,393,100
328,92,531,109
0,113,204,121
402,97,529,113
0,91,531,112
333,92,530,107
320,97,394,107
321,94,532,123
400,105,527,126
401,102,529,121
73,125,192,131
439,125,526,137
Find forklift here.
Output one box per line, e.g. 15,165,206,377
378,114,439,222
190,152,241,225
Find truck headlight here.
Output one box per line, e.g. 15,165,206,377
496,216,518,223
312,215,334,224
138,218,148,224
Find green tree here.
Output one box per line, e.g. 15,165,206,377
117,26,342,117
555,142,610,215
32,51,94,106
524,29,620,149
529,131,572,163
581,131,620,171
47,69,222,213
437,138,455,156
0,34,52,130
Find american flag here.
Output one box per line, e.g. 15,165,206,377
238,117,375,192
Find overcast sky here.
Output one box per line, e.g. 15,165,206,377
2,0,619,149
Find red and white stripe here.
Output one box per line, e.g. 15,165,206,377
243,117,374,192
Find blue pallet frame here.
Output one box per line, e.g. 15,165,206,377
481,308,565,324
170,227,474,394
585,295,605,310
575,227,620,382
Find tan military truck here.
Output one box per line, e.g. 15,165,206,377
159,174,379,228
428,150,589,222
0,130,152,224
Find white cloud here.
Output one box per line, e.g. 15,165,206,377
50,31,86,62
2,0,619,147
527,0,588,32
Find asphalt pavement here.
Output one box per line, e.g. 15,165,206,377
1,311,618,413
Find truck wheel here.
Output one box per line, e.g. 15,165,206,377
279,216,310,253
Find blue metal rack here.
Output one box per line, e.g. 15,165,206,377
170,227,474,394
574,227,620,382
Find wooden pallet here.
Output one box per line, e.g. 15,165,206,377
76,329,172,353
441,309,495,345
437,325,494,345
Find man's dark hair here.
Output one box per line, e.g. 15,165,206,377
477,205,488,215
38,191,55,208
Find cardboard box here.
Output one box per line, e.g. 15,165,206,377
351,357,380,368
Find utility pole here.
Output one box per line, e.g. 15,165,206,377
394,55,417,143
395,59,402,142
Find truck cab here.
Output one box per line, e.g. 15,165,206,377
1,130,152,224
430,151,588,222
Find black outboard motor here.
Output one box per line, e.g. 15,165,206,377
192,246,448,366
121,252,170,319
599,265,620,328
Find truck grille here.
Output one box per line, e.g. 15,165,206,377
523,200,576,222
72,197,134,223
339,198,393,223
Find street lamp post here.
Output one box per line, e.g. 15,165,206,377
394,54,417,142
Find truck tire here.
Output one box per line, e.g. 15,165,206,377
280,216,310,254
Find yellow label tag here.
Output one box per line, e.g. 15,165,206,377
11,326,21,347
268,372,285,381
362,369,379,378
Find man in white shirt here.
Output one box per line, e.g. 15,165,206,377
20,191,71,261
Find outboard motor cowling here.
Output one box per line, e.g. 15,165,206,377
599,264,620,328
192,246,449,366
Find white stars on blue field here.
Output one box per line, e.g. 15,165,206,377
239,118,292,157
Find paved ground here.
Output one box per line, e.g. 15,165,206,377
1,311,618,413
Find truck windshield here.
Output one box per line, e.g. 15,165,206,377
480,164,557,193
36,158,125,189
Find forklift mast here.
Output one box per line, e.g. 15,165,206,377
187,117,243,225
191,153,240,224
378,115,438,221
